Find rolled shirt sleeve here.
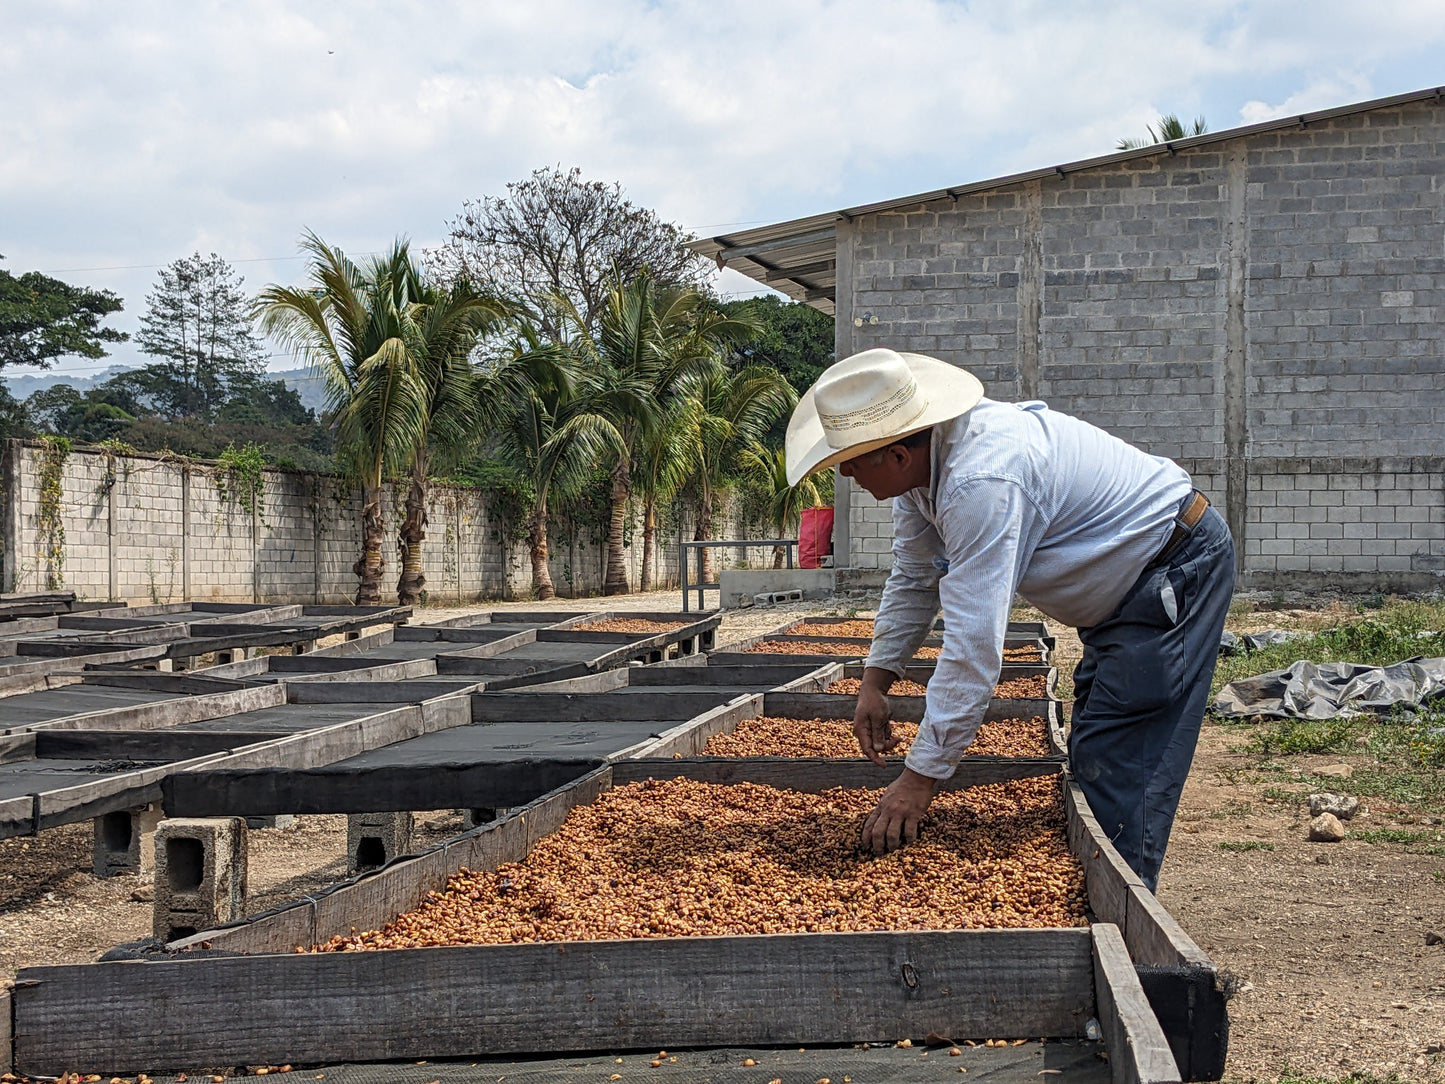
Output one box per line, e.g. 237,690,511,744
865,489,944,678
904,478,1047,780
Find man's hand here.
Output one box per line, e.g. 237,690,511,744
861,768,937,855
854,666,902,767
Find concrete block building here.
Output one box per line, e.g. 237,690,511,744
696,87,1445,592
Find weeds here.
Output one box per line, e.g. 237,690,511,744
1208,801,1255,819
1261,786,1306,806
1351,827,1444,846
1213,596,1445,697
1217,840,1275,852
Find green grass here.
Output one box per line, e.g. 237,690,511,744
1212,596,1445,698
1261,786,1306,806
1274,1072,1412,1084
1208,800,1255,819
1351,827,1445,845
1216,840,1275,852
1212,598,1445,816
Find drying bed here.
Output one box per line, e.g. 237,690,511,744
699,711,1053,759
631,691,1066,762
315,773,1085,948
9,759,1217,1081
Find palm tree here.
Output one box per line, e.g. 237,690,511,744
485,319,622,599
565,274,755,595
633,394,701,592
682,361,796,584
256,231,429,605
1117,114,1208,151
738,444,831,567
394,281,508,605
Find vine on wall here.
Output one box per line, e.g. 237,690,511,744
211,442,268,524
35,436,71,590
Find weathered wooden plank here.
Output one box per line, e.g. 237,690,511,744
268,657,437,681
629,698,766,758
613,757,1061,791
1067,781,1228,1082
77,670,252,694
470,690,748,723
0,983,11,1075
304,627,396,657
1093,924,1181,1084
30,682,286,733
508,668,632,693
633,663,839,688
1125,885,1228,1084
0,795,34,837
1124,885,1213,970
34,749,235,831
182,766,609,954
1065,780,1140,931
841,659,1059,695
395,624,533,645
0,673,55,700
0,733,37,764
13,928,1094,1071
428,630,540,658
762,691,1059,730
164,757,605,817
35,730,276,760
283,680,480,704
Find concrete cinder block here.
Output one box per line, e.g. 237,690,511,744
348,811,414,872
245,814,297,829
153,817,247,941
718,569,836,609
92,803,163,878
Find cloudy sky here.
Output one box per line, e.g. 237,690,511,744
5,0,1444,378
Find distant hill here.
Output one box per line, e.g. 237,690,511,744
3,366,329,414
3,366,134,399
266,368,328,413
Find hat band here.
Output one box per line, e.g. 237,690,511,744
818,379,929,435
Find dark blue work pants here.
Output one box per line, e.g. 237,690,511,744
1069,504,1235,892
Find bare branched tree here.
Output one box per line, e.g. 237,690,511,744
430,166,707,337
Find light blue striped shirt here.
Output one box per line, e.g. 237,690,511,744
864,398,1192,780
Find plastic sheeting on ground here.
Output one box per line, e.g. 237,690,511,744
1213,657,1445,719
1219,629,1303,656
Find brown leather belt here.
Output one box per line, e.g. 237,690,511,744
1153,489,1209,566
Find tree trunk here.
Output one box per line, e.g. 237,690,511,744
528,495,556,601
693,494,715,585
603,462,630,595
772,545,786,569
640,498,656,593
396,461,428,606
353,483,385,605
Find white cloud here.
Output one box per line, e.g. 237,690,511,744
4,0,1445,373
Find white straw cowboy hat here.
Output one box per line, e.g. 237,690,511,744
785,348,984,484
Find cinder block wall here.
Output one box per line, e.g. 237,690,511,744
835,97,1445,591
0,442,753,604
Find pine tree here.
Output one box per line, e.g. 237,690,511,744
136,252,265,420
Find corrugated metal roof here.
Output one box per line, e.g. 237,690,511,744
692,85,1445,311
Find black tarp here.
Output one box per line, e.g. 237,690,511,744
1213,657,1445,719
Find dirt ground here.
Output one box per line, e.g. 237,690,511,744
2,589,1443,1082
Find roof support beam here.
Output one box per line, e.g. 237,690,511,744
764,260,835,283
715,227,838,265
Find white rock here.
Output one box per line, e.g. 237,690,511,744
1308,792,1359,820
